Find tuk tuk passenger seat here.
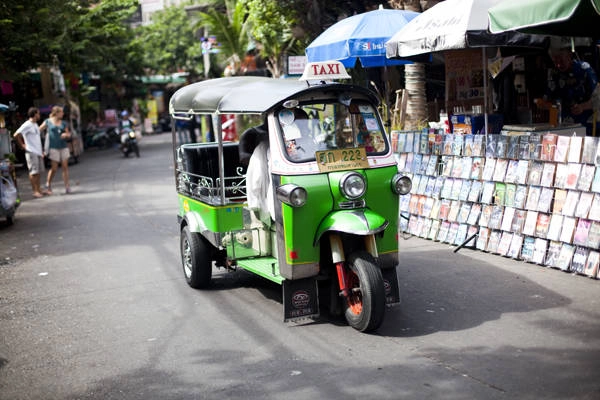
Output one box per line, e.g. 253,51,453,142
179,142,247,204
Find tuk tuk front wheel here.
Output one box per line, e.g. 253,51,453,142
181,226,212,289
343,251,386,332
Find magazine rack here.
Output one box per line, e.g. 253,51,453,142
397,130,600,279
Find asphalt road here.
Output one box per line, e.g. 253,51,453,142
1,133,599,400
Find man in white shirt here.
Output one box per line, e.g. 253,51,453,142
13,107,48,198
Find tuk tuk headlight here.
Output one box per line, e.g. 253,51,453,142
391,174,412,195
128,131,136,139
276,184,307,207
340,172,366,200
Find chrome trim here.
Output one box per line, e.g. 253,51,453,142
338,199,366,209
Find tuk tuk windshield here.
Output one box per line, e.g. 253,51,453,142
277,101,388,162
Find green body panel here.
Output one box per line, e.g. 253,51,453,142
279,174,332,265
325,167,399,254
279,165,399,264
178,194,244,233
363,166,400,255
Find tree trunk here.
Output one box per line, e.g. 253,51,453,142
388,1,431,130
404,63,428,130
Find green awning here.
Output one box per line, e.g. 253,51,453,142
141,74,187,84
488,0,600,37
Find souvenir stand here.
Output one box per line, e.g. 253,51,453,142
386,0,600,281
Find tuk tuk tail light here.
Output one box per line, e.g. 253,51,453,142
340,172,366,200
276,184,307,207
392,174,412,195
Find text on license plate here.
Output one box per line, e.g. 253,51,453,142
316,148,369,172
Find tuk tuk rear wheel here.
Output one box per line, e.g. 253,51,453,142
181,226,212,289
343,251,386,332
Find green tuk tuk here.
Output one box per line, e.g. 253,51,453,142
170,61,411,332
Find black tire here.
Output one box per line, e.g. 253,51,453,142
133,143,140,157
180,226,212,289
6,215,13,225
342,251,386,332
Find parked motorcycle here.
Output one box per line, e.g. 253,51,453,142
0,160,19,225
82,125,114,150
120,129,140,157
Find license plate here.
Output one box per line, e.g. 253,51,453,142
316,148,369,173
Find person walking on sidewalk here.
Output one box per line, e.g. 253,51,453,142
13,107,48,198
40,106,72,194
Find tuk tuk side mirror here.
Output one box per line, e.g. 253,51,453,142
283,99,299,109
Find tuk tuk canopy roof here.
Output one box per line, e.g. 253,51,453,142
169,76,378,115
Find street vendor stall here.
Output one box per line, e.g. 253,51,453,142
489,0,600,135
385,0,600,283
385,0,548,134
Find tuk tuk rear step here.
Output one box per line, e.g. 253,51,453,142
236,257,284,284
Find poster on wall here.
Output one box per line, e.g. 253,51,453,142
445,49,485,105
287,56,307,76
104,109,118,127
146,98,158,125
151,90,165,114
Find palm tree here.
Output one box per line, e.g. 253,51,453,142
244,0,302,78
195,0,250,76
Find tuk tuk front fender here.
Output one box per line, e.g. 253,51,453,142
314,209,388,246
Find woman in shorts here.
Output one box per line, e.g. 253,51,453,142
41,106,72,194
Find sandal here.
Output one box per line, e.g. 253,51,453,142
65,187,72,194
44,185,52,195
33,192,44,198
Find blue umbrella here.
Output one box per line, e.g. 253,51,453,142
305,6,419,68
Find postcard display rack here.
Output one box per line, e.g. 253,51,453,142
397,131,600,280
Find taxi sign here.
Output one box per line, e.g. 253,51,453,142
300,61,351,81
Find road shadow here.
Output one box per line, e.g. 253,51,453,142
187,245,569,340
378,248,569,337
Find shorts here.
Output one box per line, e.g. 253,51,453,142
25,152,45,175
48,147,71,163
